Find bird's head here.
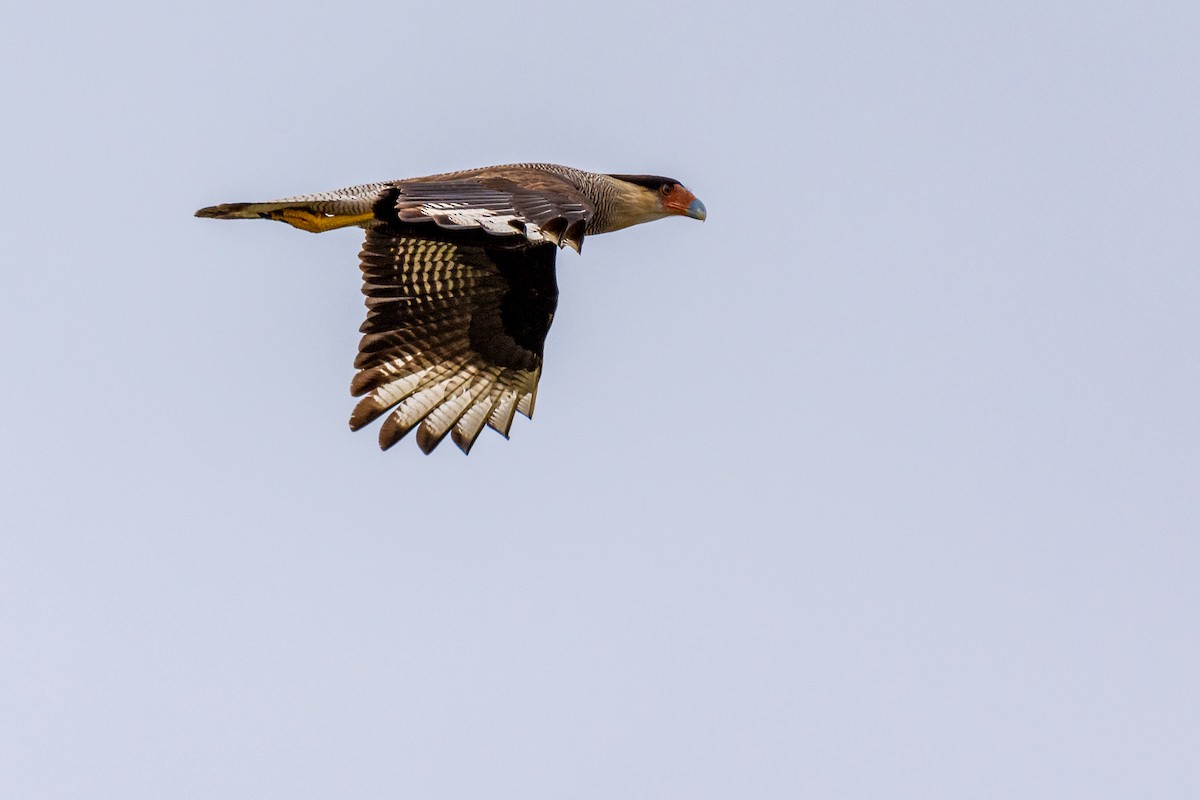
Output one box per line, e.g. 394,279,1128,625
605,174,707,230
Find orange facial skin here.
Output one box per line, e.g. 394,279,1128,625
661,184,707,220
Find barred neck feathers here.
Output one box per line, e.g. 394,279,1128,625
574,173,669,235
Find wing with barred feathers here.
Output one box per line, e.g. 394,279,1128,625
374,170,595,252
350,224,558,454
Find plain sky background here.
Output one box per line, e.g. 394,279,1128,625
2,2,1197,797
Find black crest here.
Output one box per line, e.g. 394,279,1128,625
609,174,679,192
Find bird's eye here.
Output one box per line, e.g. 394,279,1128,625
659,183,674,196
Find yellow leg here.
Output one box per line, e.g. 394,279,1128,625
268,208,375,233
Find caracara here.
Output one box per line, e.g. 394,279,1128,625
196,163,706,454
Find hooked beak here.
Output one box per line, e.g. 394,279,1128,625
664,186,707,221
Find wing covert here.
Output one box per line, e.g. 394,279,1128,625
374,174,594,252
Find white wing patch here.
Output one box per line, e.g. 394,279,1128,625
417,202,544,242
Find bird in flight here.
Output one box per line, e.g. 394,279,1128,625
196,163,706,454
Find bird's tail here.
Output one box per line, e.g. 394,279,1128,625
195,201,279,220
195,201,375,233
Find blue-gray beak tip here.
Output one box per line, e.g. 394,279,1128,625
687,198,707,221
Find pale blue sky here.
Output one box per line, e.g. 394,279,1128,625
2,2,1198,798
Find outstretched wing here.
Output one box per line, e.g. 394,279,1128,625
374,171,594,252
350,224,559,454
